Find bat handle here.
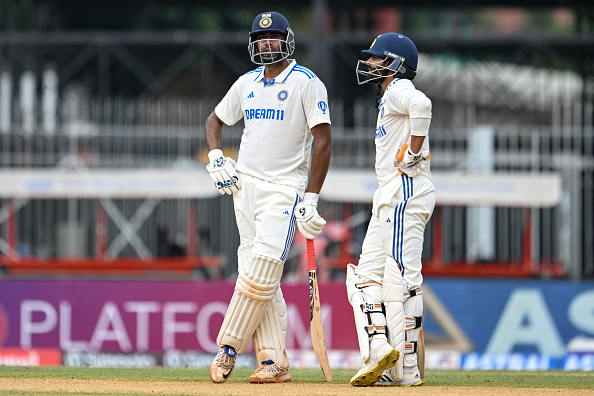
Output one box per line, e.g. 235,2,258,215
396,143,409,162
307,239,317,271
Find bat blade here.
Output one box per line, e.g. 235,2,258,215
418,325,425,380
307,239,332,382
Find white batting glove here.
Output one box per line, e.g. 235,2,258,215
206,149,241,195
396,147,428,177
295,193,326,240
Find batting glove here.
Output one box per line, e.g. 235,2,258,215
206,149,241,195
395,147,429,177
295,193,326,240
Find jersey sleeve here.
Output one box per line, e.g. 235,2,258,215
301,78,332,129
214,78,244,126
388,86,432,137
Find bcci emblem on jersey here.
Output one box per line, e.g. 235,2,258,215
278,90,289,101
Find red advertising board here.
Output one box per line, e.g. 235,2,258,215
0,348,62,366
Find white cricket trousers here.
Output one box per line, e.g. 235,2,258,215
355,173,435,289
233,172,300,262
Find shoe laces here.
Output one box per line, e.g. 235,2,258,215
216,348,236,370
258,360,280,374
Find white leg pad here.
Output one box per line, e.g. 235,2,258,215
217,254,283,354
253,287,289,368
383,256,405,381
240,243,289,367
346,264,386,362
403,290,423,369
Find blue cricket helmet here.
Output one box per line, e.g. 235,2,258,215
250,11,292,39
362,32,418,71
248,12,295,65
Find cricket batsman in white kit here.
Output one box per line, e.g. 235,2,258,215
346,32,435,387
204,11,332,384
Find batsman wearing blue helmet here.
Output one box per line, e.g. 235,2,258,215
205,11,332,384
346,33,435,387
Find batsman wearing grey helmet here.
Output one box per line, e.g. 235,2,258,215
204,11,332,384
346,32,435,387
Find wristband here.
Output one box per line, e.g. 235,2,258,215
208,149,224,162
304,192,319,206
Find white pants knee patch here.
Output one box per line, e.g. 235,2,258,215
217,255,283,354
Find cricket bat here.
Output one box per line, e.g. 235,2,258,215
307,238,332,382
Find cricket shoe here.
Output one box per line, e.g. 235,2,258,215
210,346,237,383
249,360,292,383
350,343,399,387
376,366,423,387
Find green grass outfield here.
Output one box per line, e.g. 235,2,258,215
0,366,592,395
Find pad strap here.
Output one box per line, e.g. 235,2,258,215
358,284,387,338
404,287,422,300
405,315,422,330
405,341,418,354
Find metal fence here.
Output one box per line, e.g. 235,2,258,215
0,71,592,280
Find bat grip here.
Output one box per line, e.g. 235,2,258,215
307,239,317,271
396,143,409,162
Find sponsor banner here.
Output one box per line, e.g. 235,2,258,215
460,352,594,371
63,350,594,371
0,348,61,366
423,279,594,357
162,350,257,369
292,351,594,371
0,278,593,370
64,351,158,368
0,279,355,353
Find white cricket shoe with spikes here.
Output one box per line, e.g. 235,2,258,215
376,365,424,386
249,360,292,383
210,346,237,383
350,343,399,387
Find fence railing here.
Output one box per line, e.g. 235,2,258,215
0,96,591,280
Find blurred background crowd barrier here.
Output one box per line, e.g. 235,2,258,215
0,0,592,280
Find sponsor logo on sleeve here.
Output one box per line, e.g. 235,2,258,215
317,101,327,114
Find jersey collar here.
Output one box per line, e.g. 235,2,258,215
385,78,402,93
254,59,297,86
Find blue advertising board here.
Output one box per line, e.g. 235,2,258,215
423,277,594,370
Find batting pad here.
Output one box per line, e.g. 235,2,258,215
403,291,423,369
346,264,386,362
383,256,405,381
253,287,289,368
217,255,283,354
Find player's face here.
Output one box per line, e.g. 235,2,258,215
355,55,390,85
366,55,385,71
255,32,286,62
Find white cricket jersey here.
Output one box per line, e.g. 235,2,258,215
215,59,331,192
375,78,432,187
